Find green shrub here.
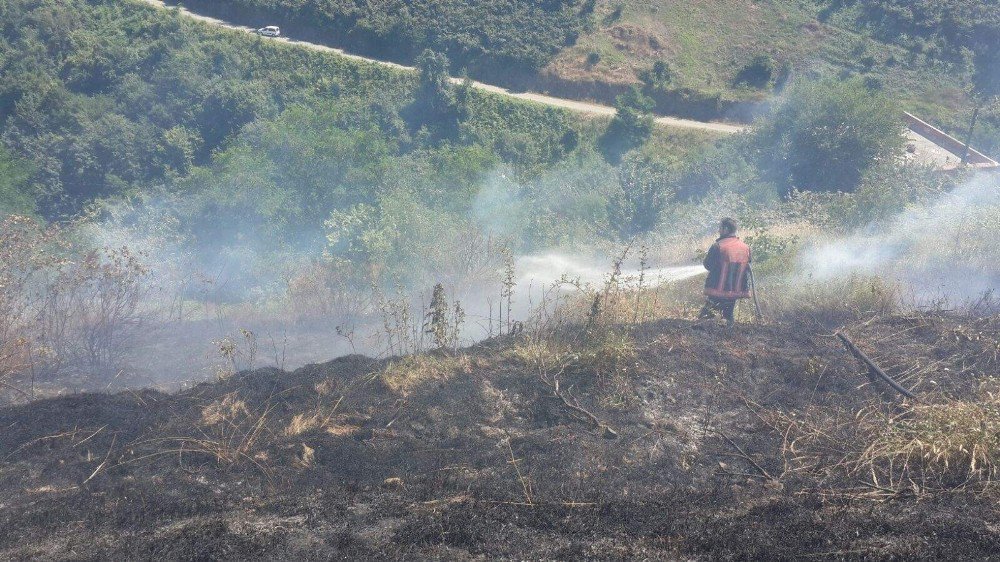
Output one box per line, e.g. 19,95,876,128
607,153,676,239
734,54,775,88
600,87,655,163
640,60,673,91
753,77,905,195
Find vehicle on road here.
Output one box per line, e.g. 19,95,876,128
256,26,280,37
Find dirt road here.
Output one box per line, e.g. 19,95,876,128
134,0,745,134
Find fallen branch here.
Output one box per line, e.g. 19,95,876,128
0,379,32,400
836,332,917,400
540,372,618,439
82,434,117,485
716,430,774,481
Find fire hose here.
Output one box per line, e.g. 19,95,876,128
748,263,763,322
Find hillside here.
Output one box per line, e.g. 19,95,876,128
1,0,998,556
0,0,721,220
522,0,999,153
2,313,999,558
178,0,999,155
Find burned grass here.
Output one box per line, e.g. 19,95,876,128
1,314,999,559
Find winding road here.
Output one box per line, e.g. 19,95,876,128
135,0,746,134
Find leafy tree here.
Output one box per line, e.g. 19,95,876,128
199,81,275,149
600,86,655,163
753,78,904,195
640,60,673,91
405,50,461,139
607,153,675,239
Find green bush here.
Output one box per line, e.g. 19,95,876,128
752,77,905,195
600,87,655,163
640,60,673,91
734,54,776,88
607,153,676,239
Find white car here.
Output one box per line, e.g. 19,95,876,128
256,26,280,37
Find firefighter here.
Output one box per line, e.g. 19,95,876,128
699,217,751,325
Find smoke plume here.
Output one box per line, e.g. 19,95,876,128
799,173,999,304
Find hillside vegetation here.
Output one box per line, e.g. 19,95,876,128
166,0,591,77
1,0,999,556
0,0,656,219
0,0,391,216
190,0,1000,155
552,0,998,151
834,0,999,57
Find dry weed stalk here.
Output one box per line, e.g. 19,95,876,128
425,283,465,352
372,281,420,357
213,328,258,378
499,245,516,337
501,432,534,505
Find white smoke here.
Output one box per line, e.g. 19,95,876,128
800,173,1000,303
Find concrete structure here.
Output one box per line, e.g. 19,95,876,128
903,112,999,172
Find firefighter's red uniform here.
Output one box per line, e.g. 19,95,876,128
701,235,751,322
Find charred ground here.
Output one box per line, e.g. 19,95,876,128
1,313,999,560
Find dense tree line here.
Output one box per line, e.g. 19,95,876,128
174,0,590,77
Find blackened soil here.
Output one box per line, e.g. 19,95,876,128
2,314,998,560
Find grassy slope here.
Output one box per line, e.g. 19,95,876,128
553,1,966,104
548,0,995,149
164,0,995,153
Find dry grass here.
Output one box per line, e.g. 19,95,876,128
200,392,252,426
138,390,276,470
766,275,901,328
781,389,1000,496
285,412,325,437
379,354,470,395
855,385,1000,490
